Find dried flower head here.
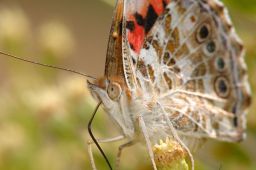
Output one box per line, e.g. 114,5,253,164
153,138,189,170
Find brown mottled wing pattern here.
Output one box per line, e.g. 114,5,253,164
125,0,251,143
104,0,125,81
104,0,138,90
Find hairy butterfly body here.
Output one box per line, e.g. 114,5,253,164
88,0,251,169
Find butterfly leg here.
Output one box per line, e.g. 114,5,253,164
115,140,134,170
158,104,195,170
138,115,158,170
167,119,194,170
88,135,125,170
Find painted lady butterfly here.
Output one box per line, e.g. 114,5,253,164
87,0,251,169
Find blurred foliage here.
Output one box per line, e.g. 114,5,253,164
0,0,255,170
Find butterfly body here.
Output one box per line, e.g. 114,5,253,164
88,0,251,169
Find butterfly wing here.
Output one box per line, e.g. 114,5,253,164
104,0,125,82
104,0,172,92
123,0,251,142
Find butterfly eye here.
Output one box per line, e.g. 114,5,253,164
196,23,210,43
214,76,230,98
107,82,122,100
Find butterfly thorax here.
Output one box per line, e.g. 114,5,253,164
88,75,170,142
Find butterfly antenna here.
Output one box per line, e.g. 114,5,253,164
0,51,96,80
88,102,113,170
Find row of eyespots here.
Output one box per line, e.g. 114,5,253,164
196,21,230,98
196,0,246,128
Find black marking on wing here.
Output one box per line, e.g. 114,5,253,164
134,12,145,26
126,21,135,31
133,3,168,34
163,0,167,8
145,5,159,33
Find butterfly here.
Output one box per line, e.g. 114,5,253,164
87,0,251,169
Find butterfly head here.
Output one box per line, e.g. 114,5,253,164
87,77,134,136
87,77,125,103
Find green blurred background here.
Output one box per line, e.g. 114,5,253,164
0,0,255,170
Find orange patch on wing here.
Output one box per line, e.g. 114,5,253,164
150,0,165,15
127,16,145,53
127,0,171,54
